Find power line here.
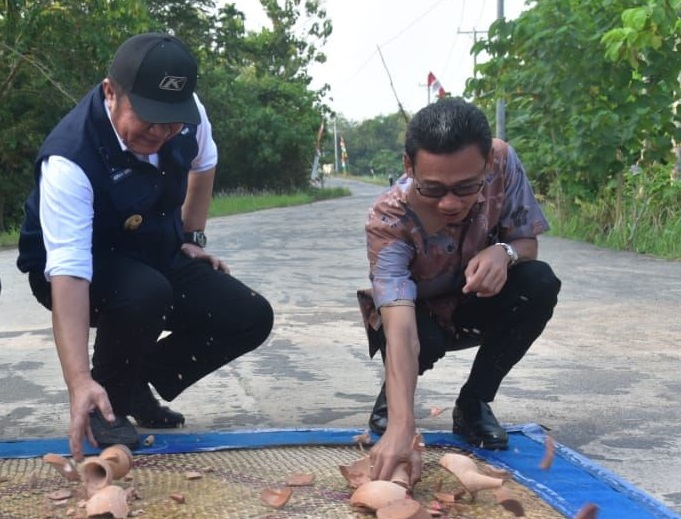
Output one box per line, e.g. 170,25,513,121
342,0,449,85
441,0,467,77
378,0,449,48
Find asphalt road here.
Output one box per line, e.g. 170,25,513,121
0,177,679,513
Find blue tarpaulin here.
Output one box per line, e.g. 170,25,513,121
1,423,678,519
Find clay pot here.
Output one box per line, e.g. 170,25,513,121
439,453,503,495
85,485,129,518
376,499,431,519
349,480,407,511
81,457,113,497
99,445,133,480
43,453,81,482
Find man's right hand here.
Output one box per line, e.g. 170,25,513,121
369,425,423,486
68,377,114,461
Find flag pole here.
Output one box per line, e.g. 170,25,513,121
377,45,410,123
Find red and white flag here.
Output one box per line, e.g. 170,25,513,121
427,72,446,99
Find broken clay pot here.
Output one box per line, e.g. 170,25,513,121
439,453,503,495
81,457,113,497
85,485,129,518
350,480,407,512
376,499,432,519
43,453,81,482
340,456,372,488
99,444,133,480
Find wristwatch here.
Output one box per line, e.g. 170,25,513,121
496,242,518,267
184,231,207,248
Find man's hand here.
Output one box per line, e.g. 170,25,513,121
68,377,114,461
462,244,509,297
369,426,423,486
181,243,230,273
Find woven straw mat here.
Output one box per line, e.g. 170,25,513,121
0,444,567,518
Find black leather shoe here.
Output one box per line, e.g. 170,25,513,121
130,384,185,429
89,409,140,450
452,399,508,450
368,383,388,435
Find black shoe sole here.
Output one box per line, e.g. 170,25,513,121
89,410,140,450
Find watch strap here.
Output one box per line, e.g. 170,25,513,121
496,242,518,266
183,231,207,248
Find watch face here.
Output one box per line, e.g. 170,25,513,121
196,232,207,247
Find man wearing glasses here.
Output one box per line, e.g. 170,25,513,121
357,97,561,485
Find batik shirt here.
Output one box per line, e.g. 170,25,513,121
359,139,549,340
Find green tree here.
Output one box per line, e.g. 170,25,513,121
337,112,407,176
0,0,150,232
466,0,681,205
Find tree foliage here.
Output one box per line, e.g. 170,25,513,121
465,0,681,205
0,0,332,231
335,112,408,177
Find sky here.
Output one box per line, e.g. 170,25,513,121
230,0,529,122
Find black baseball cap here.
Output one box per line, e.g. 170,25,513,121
108,33,200,125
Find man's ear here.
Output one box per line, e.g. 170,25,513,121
403,153,414,178
102,79,115,103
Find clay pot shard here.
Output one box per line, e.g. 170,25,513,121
353,431,372,444
285,473,315,487
169,493,186,504
376,499,431,519
85,485,129,518
261,487,293,509
47,489,73,501
349,480,407,512
539,435,556,470
99,445,133,480
494,486,526,517
575,503,599,519
43,453,81,482
339,456,372,488
439,453,503,496
429,407,444,417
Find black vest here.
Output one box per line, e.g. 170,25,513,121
17,85,199,275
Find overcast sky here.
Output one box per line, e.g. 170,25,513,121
230,0,529,122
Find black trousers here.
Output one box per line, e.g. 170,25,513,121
369,260,561,403
29,254,274,414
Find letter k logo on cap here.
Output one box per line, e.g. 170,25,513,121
159,76,187,91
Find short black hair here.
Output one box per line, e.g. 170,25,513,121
405,97,492,166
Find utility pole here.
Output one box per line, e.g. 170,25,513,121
457,28,481,77
333,117,339,174
495,0,506,140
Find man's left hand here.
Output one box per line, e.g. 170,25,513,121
462,245,509,297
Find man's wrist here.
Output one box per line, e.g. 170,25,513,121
183,230,207,248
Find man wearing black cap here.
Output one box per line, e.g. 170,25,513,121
16,33,274,460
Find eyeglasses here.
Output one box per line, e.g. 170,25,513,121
414,177,485,198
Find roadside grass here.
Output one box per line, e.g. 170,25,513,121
544,202,681,261
0,230,19,248
334,173,393,187
0,187,350,249
209,186,349,217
